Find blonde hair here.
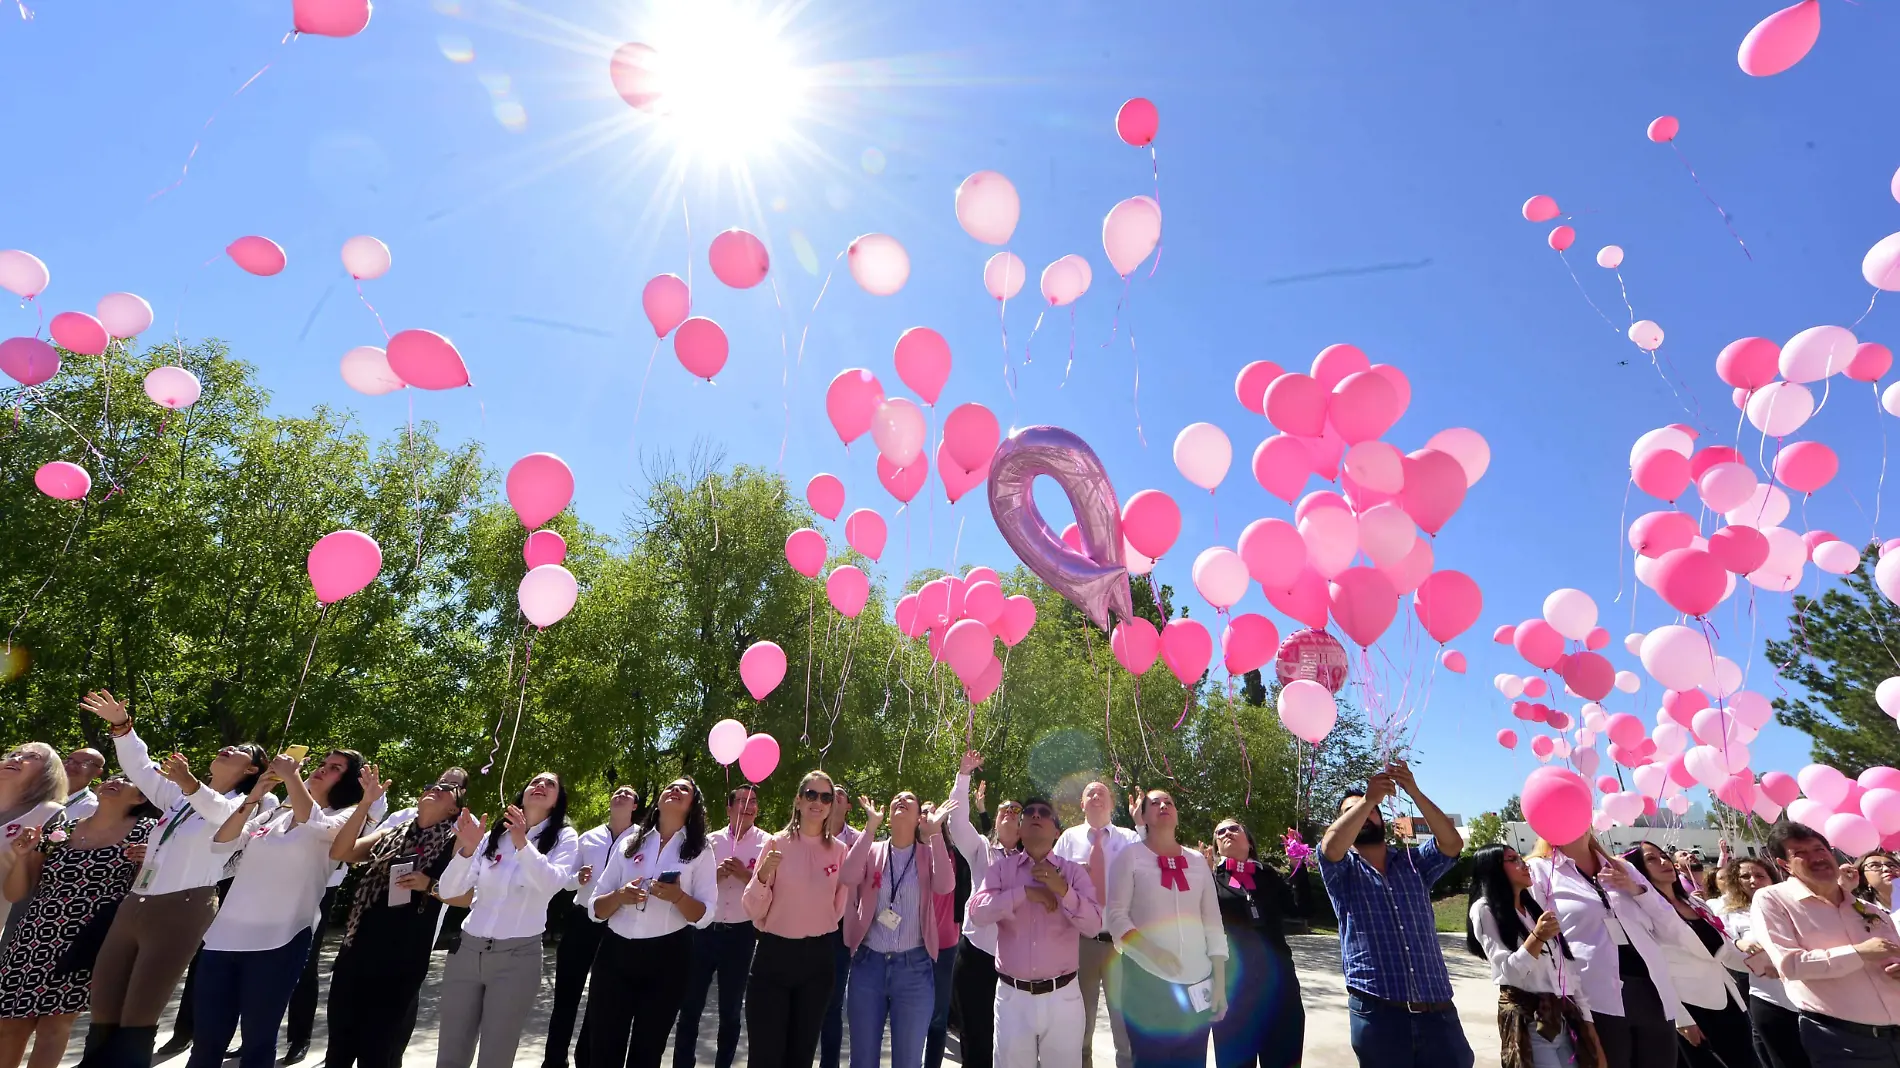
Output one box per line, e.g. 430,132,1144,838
783,770,835,844
1529,833,1614,863
4,742,68,812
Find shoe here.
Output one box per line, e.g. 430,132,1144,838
225,1048,244,1061
156,1033,194,1057
284,1042,310,1065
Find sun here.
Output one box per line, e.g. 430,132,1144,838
616,0,808,167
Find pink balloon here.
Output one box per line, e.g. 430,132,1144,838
916,580,951,629
1161,619,1213,686
609,42,660,110
308,530,382,605
1698,462,1759,513
1561,651,1616,702
1278,679,1338,743
1497,729,1519,750
1414,570,1481,644
1773,441,1838,494
1597,775,1621,795
0,337,59,386
1251,434,1310,504
966,656,1004,704
49,312,108,356
826,565,870,618
1276,627,1349,693
293,0,371,36
1121,489,1181,560
1400,449,1466,535
847,233,910,296
963,581,1005,627
1522,678,1549,700
1738,0,1821,77
1629,510,1698,559
1513,619,1564,670
1442,649,1467,673
1356,502,1416,569
893,328,951,406
1716,337,1781,389
708,719,748,764
876,453,927,503
1328,567,1398,648
523,529,567,569
1547,226,1575,252
1708,526,1771,575
673,317,729,380
937,440,990,504
1632,449,1691,501
806,473,844,520
708,229,769,289
1382,536,1434,596
872,398,927,467
943,619,995,683
1060,524,1082,552
1234,361,1284,415
339,346,403,395
1371,363,1412,415
1102,196,1162,277
983,252,1027,301
1111,618,1160,675
843,509,887,561
1828,813,1880,857
1329,371,1400,445
1522,767,1593,844
1310,344,1371,391
1237,518,1305,590
1522,196,1560,223
1265,567,1330,630
518,564,578,628
1653,547,1725,617
1849,343,1893,383
641,274,690,338
739,734,781,781
505,453,574,528
96,293,154,339
1494,624,1516,645
226,236,286,276
1038,255,1092,307
1691,446,1747,479
1115,97,1158,147
386,329,469,390
1298,506,1359,580
1815,540,1862,575
1301,422,1346,481
1647,115,1680,143
1342,440,1404,495
1586,627,1610,651
956,171,1021,246
1761,771,1801,807
1221,613,1279,674
944,403,1000,472
142,366,202,409
1263,373,1327,438
997,595,1037,647
785,528,826,578
963,565,1001,587
895,595,924,639
33,461,89,501
826,369,885,446
0,250,48,299
340,235,390,280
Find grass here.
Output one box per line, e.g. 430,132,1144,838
1434,896,1468,934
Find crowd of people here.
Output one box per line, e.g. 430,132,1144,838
9,695,1900,1068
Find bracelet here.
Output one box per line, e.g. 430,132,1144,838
108,718,135,738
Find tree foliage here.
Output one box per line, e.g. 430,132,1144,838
1463,812,1504,853
1765,554,1900,775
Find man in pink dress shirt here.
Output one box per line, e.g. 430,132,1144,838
1754,821,1900,1066
971,796,1103,1068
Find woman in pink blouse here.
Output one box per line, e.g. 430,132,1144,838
742,771,850,1068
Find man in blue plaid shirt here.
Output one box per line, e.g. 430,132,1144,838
1318,761,1474,1068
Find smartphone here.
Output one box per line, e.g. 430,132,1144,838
283,744,309,761
658,871,681,885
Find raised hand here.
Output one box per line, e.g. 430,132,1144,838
8,826,39,857
924,800,958,838
359,765,391,805
1364,774,1396,806
454,809,486,854
503,805,529,849
975,781,987,813
1196,842,1216,869
861,796,885,831
80,690,129,725
756,843,783,885
960,751,983,776
270,753,302,782
158,753,199,792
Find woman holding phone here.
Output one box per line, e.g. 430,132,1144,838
743,771,850,1068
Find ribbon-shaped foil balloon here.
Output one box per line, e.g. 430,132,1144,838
986,425,1134,631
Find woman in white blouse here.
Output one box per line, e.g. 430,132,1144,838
1105,788,1227,1068
1465,844,1602,1068
589,777,717,1068
434,771,579,1068
0,742,69,934
186,749,363,1068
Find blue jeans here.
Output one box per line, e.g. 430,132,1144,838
1345,994,1474,1068
184,927,314,1068
847,945,935,1068
923,940,958,1068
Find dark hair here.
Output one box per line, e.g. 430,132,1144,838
483,772,570,860
1215,817,1258,861
1768,821,1829,861
729,783,760,806
1340,789,1366,809
625,777,708,862
1019,795,1062,830
231,743,269,796
324,749,366,811
1466,844,1570,960
1622,843,1681,900
109,777,163,822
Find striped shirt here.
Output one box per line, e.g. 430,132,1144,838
866,843,923,952
1318,838,1458,1002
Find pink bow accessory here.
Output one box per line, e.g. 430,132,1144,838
1158,854,1190,892
1225,859,1257,891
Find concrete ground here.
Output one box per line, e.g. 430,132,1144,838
58,932,1499,1067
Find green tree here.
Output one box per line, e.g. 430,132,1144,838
1766,553,1900,775
1500,794,1524,822
1464,812,1505,853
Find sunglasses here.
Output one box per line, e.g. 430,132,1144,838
1022,804,1056,819
802,789,835,804
424,782,461,793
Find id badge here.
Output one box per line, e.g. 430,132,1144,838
1248,901,1260,920
135,862,159,893
1604,916,1630,945
876,907,902,931
1186,978,1214,1012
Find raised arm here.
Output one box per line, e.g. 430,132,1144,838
840,797,882,886
1321,775,1392,862
331,766,393,862
1390,761,1461,855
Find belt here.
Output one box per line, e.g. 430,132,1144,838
1348,987,1456,1014
1090,932,1114,943
1000,970,1077,995
707,921,752,930
1801,1012,1900,1040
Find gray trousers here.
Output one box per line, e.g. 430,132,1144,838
435,934,545,1068
1075,936,1130,1068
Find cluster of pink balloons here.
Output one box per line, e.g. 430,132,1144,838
503,454,578,627
707,715,781,782
891,567,1038,705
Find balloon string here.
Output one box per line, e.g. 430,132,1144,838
7,498,87,649
497,631,538,803
628,335,663,465
1146,146,1163,279
793,251,844,370
801,587,815,745
1611,477,1633,607
1023,309,1045,366
1556,250,1622,338
1128,313,1147,447
100,411,173,504
481,624,525,774
150,44,285,202
999,292,1017,419
279,602,331,749
1613,269,1636,325
1854,289,1882,329
26,386,126,495
354,280,390,340
681,195,693,296
770,274,792,473
1876,382,1889,537
1064,306,1078,384
1667,143,1751,261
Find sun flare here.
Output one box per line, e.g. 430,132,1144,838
619,0,807,167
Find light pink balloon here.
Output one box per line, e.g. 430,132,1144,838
308,530,382,605
1400,449,1466,535
609,42,661,110
981,252,1026,301
523,529,567,569
1697,462,1758,514
340,235,391,280
962,580,1005,627
893,327,951,405
1781,325,1858,382
937,440,989,504
944,403,1000,472
1192,547,1249,610
1251,434,1310,503
1111,618,1160,675
1116,97,1159,147
0,250,49,298
826,565,870,618
844,509,887,561
1628,320,1664,351
1329,567,1398,647
1548,226,1575,252
1101,196,1162,277
943,619,996,683
876,453,927,503
293,0,372,36
674,317,728,380
1121,489,1181,560
1746,381,1815,437
49,312,108,356
1814,540,1862,575
1646,116,1679,143
1329,371,1400,444
1357,502,1416,569
872,398,927,467
1521,196,1560,223
806,473,844,520
1039,255,1091,307
785,528,826,577
1278,679,1338,743
0,337,59,386
34,461,89,501
955,171,1021,246
1237,518,1305,590
1849,343,1893,383
386,329,469,390
1161,619,1213,686
142,366,202,409
1172,422,1232,491
847,233,910,296
1263,373,1327,438
227,236,286,276
708,719,748,764
708,229,769,289
96,293,154,338
997,595,1037,646
506,453,574,528
1738,0,1821,77
519,564,578,628
739,734,781,781
1424,428,1490,486
1221,613,1279,674
642,274,690,338
1828,812,1880,857
1596,245,1625,269
1442,649,1467,673
1265,567,1330,630
340,345,404,395
1342,440,1404,494
1382,535,1434,596
1297,507,1357,580
1497,729,1519,750
1414,570,1481,644
825,369,885,446
1234,361,1284,415
1641,625,1716,692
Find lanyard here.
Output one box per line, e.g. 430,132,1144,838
885,844,916,903
154,798,196,850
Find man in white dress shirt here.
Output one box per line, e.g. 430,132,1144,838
674,782,769,1068
1051,780,1142,1068
61,747,105,820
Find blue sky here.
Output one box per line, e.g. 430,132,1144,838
6,1,1895,819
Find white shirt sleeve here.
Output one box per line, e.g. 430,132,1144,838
438,849,478,899
590,838,630,922
681,846,719,929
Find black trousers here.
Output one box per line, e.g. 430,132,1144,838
819,932,849,1068
674,923,759,1068
1686,999,1761,1068
1798,1015,1900,1068
1212,937,1302,1068
286,885,341,1047
323,922,435,1068
588,928,694,1068
1751,997,1813,1068
746,932,838,1068
545,904,608,1068
1593,978,1676,1068
949,939,997,1068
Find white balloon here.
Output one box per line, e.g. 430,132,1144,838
1629,320,1664,350
1039,255,1092,307
1171,422,1233,491
340,346,405,395
341,235,392,281
1596,245,1624,269
1779,325,1857,383
953,171,1020,246
1879,677,1900,718
1864,231,1900,291
1542,588,1598,642
1724,483,1791,529
1614,669,1640,694
1192,547,1249,610
1629,426,1693,468
1745,381,1815,437
982,251,1026,301
848,233,910,296
1624,632,1645,655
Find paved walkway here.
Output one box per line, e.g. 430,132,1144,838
60,932,1499,1068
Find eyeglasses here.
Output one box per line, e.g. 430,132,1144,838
0,751,42,763
1866,863,1897,873
424,782,460,793
1022,804,1055,819
802,789,835,804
